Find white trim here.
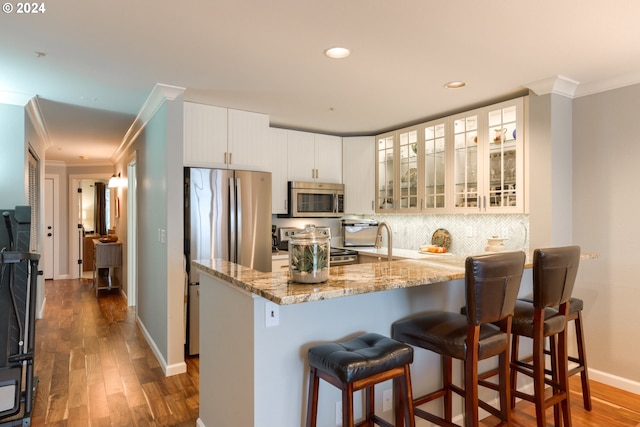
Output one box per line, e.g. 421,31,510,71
136,314,187,376
523,75,580,98
113,83,185,164
574,71,640,98
589,368,640,396
25,96,51,149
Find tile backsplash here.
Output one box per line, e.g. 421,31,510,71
273,214,529,256
367,213,529,255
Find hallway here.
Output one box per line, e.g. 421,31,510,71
31,278,199,426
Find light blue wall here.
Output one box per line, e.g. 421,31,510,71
0,104,26,207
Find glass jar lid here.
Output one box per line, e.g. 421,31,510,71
290,226,330,244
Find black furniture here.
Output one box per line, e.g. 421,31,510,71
392,251,526,427
1,206,40,427
306,332,415,427
509,246,580,427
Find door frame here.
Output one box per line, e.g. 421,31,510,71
68,173,112,279
127,154,137,307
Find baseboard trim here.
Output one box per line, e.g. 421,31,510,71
136,315,187,377
589,368,640,395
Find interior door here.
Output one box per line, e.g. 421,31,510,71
43,178,54,279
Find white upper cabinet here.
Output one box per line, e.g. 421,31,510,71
451,98,524,213
343,136,375,214
183,102,269,170
375,127,421,213
268,128,289,214
227,109,270,170
376,96,526,215
184,102,227,168
287,130,342,183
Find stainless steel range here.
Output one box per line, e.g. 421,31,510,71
277,226,358,266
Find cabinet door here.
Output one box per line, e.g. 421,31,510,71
483,99,524,213
376,132,396,212
314,134,342,183
183,102,228,168
452,111,481,212
268,128,289,214
397,127,420,212
227,109,270,170
421,120,448,212
287,130,316,181
343,136,375,214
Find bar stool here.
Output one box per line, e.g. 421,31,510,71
509,246,580,427
392,251,526,427
306,332,415,427
515,295,591,411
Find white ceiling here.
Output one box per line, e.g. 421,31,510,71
2,1,640,164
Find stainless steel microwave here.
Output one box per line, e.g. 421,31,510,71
281,181,344,218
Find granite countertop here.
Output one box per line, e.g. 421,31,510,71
194,252,598,306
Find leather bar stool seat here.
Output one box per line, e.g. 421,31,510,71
306,332,415,427
393,251,526,427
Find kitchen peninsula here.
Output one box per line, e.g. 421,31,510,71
194,253,596,427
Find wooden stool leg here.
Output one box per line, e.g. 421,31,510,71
550,335,561,427
342,383,355,427
365,385,374,426
498,344,511,424
558,324,572,427
306,367,319,427
510,334,520,409
574,312,592,410
442,356,453,422
394,366,415,427
532,318,546,427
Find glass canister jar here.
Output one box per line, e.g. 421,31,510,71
288,226,330,284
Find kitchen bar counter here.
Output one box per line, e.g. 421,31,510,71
192,251,597,306
193,251,598,427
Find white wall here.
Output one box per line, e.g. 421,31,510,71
573,83,640,388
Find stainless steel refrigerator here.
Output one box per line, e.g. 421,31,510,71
184,168,272,355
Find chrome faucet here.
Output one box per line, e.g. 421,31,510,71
375,221,393,261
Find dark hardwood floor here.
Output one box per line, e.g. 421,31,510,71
30,278,640,426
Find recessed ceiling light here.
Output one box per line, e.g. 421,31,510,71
444,81,466,89
324,47,350,59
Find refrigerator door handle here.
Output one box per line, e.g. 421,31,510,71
236,177,242,261
229,177,237,262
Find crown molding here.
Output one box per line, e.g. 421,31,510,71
113,83,185,163
523,75,580,98
25,95,52,149
574,71,640,98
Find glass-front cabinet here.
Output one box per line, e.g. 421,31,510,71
377,96,525,214
452,97,524,213
376,127,420,213
422,120,448,212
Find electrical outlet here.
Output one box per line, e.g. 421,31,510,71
335,401,342,425
466,225,473,237
264,301,279,327
382,389,393,412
